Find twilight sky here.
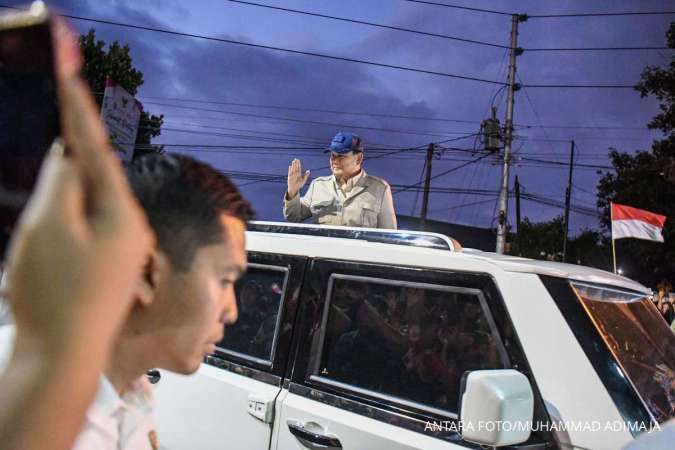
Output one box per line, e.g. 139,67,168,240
13,0,674,234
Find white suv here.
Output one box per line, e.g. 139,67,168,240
153,222,674,450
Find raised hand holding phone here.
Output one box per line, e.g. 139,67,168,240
0,6,154,450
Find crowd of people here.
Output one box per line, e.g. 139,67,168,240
220,275,284,360
653,280,675,331
324,280,504,413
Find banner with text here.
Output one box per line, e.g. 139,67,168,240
101,77,142,162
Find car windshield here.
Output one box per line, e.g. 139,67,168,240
571,282,675,424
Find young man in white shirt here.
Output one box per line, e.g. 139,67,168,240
72,154,253,450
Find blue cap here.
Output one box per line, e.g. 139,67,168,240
325,131,364,154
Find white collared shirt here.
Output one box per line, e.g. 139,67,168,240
71,375,158,450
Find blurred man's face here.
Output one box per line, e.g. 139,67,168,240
152,214,246,374
330,151,363,179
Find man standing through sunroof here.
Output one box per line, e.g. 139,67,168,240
283,131,397,229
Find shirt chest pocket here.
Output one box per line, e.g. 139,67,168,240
359,206,378,228
352,196,380,227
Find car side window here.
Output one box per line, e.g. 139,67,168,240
316,275,507,415
217,264,287,363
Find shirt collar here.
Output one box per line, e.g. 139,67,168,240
335,169,367,193
86,375,154,423
85,376,125,426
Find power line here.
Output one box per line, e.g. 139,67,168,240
522,82,636,89
518,156,612,170
525,45,669,52
138,94,485,125
237,145,423,187
224,0,508,49
517,79,563,157
0,5,506,86
519,123,655,131
158,126,326,147
402,0,512,16
529,11,675,19
516,135,659,143
163,121,326,144
428,197,497,214
144,101,479,138
393,153,495,194
403,1,675,19
234,135,482,188
1,5,647,89
134,93,653,130
226,0,670,52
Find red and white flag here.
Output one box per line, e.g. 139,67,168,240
611,203,666,242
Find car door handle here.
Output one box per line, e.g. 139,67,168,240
287,420,342,448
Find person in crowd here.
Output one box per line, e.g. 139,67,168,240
70,153,253,450
223,280,264,354
283,131,397,229
654,280,674,328
0,17,154,450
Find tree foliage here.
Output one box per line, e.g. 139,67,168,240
596,22,675,287
512,215,610,270
78,29,163,158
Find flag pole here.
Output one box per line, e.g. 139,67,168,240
610,202,617,274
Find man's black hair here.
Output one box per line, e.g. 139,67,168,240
126,153,254,271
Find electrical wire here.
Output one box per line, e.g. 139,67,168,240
144,101,479,138
518,156,613,170
517,78,563,157
224,0,508,49
236,143,431,187
225,1,669,52
529,10,675,19
525,45,669,52
114,92,655,130
0,5,650,88
401,0,512,16
393,153,495,194
0,5,505,86
522,82,636,89
428,197,497,214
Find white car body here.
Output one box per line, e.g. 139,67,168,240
154,222,673,450
1,223,670,450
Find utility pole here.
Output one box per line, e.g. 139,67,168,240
419,143,434,230
515,175,521,254
496,14,526,254
562,140,575,263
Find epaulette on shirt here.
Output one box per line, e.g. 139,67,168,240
365,174,390,188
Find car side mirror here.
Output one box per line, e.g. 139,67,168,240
458,369,534,447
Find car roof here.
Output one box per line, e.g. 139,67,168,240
246,222,651,295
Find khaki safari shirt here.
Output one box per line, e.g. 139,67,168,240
283,170,397,229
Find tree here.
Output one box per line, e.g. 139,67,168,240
78,29,164,158
511,215,609,269
513,215,565,260
596,22,675,287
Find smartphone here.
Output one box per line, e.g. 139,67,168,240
0,2,59,252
